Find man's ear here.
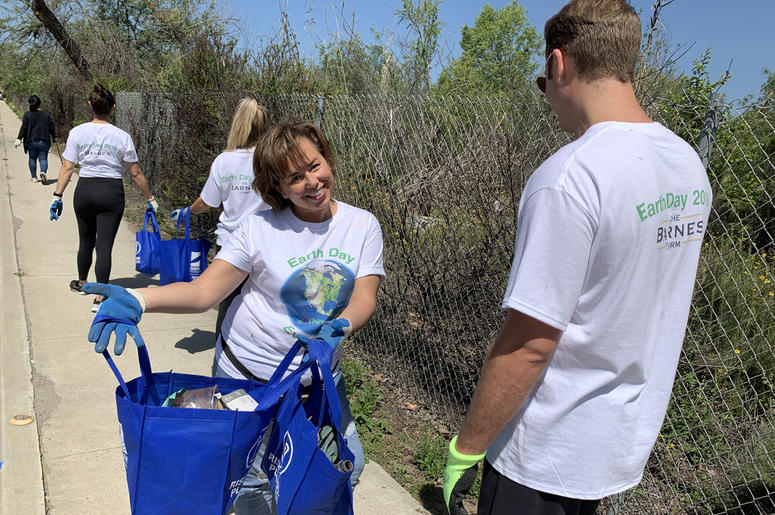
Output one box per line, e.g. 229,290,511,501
552,48,568,85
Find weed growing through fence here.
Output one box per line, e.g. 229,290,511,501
342,356,486,512
341,359,391,458
414,428,448,481
391,465,411,486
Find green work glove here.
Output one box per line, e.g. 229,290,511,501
443,435,486,515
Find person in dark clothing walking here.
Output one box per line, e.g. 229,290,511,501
15,95,56,184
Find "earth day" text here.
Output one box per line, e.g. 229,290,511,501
636,192,687,222
287,248,355,268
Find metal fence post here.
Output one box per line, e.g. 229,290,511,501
316,95,326,130
697,92,723,170
605,492,625,515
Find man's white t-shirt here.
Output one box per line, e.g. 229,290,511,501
62,122,138,179
214,201,385,380
490,122,712,499
199,148,270,246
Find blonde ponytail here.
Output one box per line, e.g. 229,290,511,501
225,98,271,151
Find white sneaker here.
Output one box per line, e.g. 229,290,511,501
39,172,47,183
31,177,38,183
91,299,102,313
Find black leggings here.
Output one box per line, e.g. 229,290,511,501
73,178,125,284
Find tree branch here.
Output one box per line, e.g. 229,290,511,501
30,0,92,81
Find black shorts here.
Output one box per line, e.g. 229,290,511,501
478,459,601,515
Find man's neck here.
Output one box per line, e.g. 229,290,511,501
568,79,652,138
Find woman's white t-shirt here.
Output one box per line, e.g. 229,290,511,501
62,122,137,179
214,201,385,380
199,148,269,247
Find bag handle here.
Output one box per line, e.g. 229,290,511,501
142,209,160,234
174,207,192,240
265,339,306,385
306,339,343,431
196,214,205,239
101,344,155,403
256,358,314,413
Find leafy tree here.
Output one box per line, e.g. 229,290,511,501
316,32,400,95
1,0,231,92
658,49,729,147
250,12,317,96
761,68,775,102
435,1,541,97
710,68,775,249
394,0,441,94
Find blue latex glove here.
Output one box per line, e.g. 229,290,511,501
147,197,159,213
50,197,62,221
443,436,486,515
317,318,351,353
169,207,188,223
82,283,145,354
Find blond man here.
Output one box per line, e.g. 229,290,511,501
443,1,712,513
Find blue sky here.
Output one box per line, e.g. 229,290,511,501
217,0,774,101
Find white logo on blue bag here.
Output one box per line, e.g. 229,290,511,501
279,431,293,475
190,251,201,276
118,422,128,470
246,427,266,469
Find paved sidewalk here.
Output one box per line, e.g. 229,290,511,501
0,100,428,515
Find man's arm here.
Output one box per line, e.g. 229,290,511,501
454,308,561,455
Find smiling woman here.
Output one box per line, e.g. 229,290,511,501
278,136,336,222
83,119,386,515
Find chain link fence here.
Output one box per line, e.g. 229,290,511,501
114,89,774,514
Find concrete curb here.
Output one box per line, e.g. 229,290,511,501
0,100,46,515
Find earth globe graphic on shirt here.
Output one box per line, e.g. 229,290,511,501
280,259,355,334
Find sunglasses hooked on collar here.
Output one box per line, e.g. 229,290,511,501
535,52,555,94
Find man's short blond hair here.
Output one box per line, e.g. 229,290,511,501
545,0,641,83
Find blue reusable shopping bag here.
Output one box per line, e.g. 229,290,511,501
135,209,161,277
103,340,312,515
158,208,211,285
262,339,355,515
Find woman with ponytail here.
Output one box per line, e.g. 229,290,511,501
15,94,56,183
169,97,272,341
50,84,158,312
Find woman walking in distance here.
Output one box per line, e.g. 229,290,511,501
169,97,271,344
49,84,159,313
15,94,56,183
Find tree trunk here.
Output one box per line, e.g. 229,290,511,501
30,0,92,82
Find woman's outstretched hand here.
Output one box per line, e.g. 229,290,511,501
82,283,146,354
